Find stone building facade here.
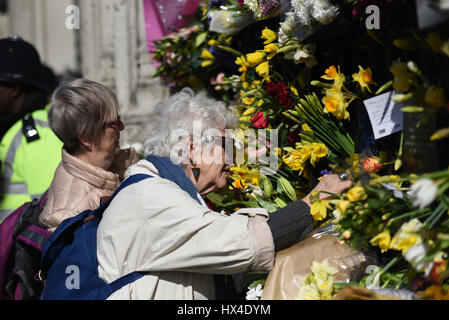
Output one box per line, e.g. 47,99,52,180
0,0,170,151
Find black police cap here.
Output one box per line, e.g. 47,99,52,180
0,35,51,93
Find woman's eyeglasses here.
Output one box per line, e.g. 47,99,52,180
105,116,125,131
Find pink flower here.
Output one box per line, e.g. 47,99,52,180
238,0,244,7
250,111,269,129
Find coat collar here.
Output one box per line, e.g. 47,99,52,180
61,149,120,191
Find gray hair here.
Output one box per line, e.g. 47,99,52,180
143,87,237,163
48,78,119,154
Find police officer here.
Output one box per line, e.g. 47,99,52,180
0,35,63,221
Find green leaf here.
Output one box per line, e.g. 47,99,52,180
256,196,279,213
195,32,208,47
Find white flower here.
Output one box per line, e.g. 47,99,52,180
246,283,263,300
244,0,263,18
381,183,404,199
408,178,438,209
403,243,434,276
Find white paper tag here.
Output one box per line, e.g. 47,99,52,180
363,91,403,140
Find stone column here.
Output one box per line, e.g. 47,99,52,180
79,0,169,150
7,0,80,75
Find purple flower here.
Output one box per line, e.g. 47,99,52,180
238,0,244,6
320,169,332,175
259,0,279,16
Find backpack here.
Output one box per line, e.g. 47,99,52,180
0,193,50,300
39,174,151,300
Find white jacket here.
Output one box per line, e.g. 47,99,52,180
97,159,275,300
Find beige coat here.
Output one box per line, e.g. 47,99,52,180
97,159,275,300
39,149,120,233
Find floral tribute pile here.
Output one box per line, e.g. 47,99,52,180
150,0,449,300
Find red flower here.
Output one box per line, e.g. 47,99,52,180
363,156,383,173
266,81,295,109
287,127,301,143
429,261,448,284
251,111,269,128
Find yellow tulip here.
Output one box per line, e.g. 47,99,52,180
346,186,367,202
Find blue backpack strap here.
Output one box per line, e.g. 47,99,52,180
108,271,146,293
40,174,152,279
93,174,152,216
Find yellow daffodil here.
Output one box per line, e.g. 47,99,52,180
298,145,312,162
230,166,260,189
264,43,279,60
322,87,350,120
390,60,413,92
322,65,345,89
370,230,391,253
246,51,266,67
322,65,339,80
352,65,374,94
424,86,446,108
346,186,367,202
310,143,328,166
311,199,331,221
282,148,305,173
261,27,277,44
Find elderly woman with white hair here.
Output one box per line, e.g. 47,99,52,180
96,88,353,300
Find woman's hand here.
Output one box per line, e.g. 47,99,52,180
302,174,353,208
109,147,138,180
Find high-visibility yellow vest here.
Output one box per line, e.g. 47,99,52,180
0,104,63,221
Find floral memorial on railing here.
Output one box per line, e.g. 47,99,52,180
147,0,449,300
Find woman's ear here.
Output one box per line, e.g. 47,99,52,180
79,137,92,152
188,135,200,165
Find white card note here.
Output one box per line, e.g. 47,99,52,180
363,91,403,140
